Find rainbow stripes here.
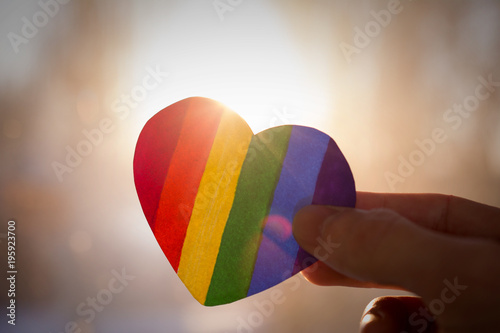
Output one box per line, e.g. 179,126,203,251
134,97,356,306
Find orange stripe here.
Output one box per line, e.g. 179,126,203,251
153,98,224,272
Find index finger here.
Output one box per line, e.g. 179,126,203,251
355,192,500,240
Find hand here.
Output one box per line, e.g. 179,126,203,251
292,192,500,333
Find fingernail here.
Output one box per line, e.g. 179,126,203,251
292,206,344,249
360,310,385,333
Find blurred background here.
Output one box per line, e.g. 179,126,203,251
1,0,499,332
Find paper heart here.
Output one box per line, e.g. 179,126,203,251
134,97,355,306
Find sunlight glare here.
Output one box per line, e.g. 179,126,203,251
131,1,331,134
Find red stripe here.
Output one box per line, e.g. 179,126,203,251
153,98,224,272
133,99,189,229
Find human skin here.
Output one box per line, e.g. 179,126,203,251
292,192,500,333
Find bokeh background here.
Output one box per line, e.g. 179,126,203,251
1,0,499,332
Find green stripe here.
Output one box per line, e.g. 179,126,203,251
204,127,292,306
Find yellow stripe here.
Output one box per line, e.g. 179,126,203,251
177,110,253,304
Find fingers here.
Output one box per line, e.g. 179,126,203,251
361,296,437,333
356,192,500,241
292,205,494,297
301,261,404,290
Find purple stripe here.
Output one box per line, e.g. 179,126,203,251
292,138,356,274
291,247,318,275
247,126,330,296
312,139,356,207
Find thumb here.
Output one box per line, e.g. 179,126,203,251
292,205,479,298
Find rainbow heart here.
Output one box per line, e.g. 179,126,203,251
134,97,355,306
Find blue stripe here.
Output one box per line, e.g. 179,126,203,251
247,126,330,296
